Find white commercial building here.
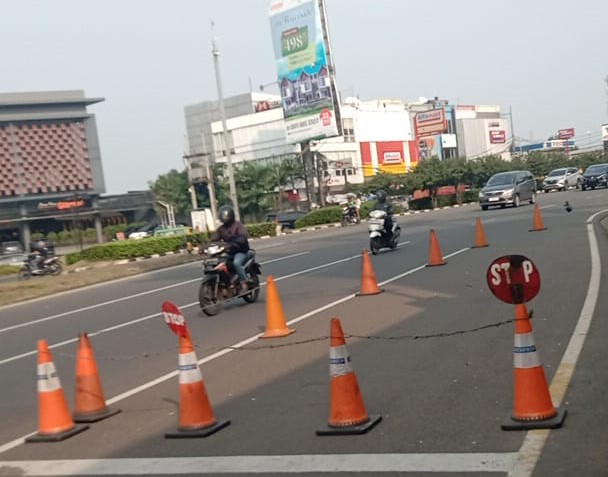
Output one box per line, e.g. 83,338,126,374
455,105,512,160
184,93,510,204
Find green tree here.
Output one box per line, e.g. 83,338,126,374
266,155,305,211
234,161,275,222
148,169,191,219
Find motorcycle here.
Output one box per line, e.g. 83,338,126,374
367,209,401,254
341,205,360,226
198,243,262,316
18,254,63,280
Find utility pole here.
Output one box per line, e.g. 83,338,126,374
300,141,316,210
504,105,516,156
211,22,240,221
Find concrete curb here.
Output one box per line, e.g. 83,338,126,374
275,201,478,236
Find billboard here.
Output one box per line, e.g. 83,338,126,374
269,0,341,143
414,109,446,138
489,130,506,144
558,128,575,139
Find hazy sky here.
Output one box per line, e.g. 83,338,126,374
3,0,606,194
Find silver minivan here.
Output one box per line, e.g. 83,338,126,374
542,167,580,192
479,170,537,210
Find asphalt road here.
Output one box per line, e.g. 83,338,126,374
1,189,608,476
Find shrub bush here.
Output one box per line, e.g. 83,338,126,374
463,189,479,203
65,236,186,264
295,207,342,228
245,222,276,238
65,223,278,265
0,264,20,276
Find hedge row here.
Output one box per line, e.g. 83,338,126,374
65,222,279,265
64,196,474,265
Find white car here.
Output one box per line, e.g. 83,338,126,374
542,167,580,192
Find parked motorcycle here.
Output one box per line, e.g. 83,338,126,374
367,209,400,254
198,243,262,316
341,206,359,226
18,254,63,280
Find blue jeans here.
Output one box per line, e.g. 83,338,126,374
231,252,248,283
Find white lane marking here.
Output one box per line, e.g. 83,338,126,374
508,209,606,477
0,252,310,335
274,242,410,283
258,251,310,264
0,246,415,365
0,246,464,455
0,453,519,475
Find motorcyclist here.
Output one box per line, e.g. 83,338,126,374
210,205,251,291
345,193,358,222
31,239,49,271
373,189,394,237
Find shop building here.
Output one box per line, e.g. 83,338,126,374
455,104,511,160
0,90,107,247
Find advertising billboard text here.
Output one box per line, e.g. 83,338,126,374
269,0,340,143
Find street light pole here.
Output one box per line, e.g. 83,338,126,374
211,22,240,221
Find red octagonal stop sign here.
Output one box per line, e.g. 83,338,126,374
486,255,540,304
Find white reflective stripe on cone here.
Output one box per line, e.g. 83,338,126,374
513,332,542,368
330,345,353,378
178,351,203,384
37,361,62,393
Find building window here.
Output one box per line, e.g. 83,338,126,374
342,118,355,142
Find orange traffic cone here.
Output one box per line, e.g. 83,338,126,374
316,317,382,435
26,340,89,442
529,204,547,232
472,217,489,248
73,333,121,423
357,250,382,296
165,334,230,438
502,304,566,430
426,229,446,267
260,276,295,339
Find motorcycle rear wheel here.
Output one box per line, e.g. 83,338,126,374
242,273,260,303
199,281,223,316
370,237,381,255
50,263,63,276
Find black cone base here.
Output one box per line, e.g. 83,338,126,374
502,408,567,431
316,414,382,436
74,407,121,423
165,419,230,439
26,424,89,443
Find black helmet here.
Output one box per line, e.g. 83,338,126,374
376,189,387,203
218,205,235,224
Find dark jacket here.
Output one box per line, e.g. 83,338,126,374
211,221,249,253
373,201,394,215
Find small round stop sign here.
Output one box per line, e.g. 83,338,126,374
486,255,540,304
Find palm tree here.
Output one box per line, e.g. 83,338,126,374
234,161,274,222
